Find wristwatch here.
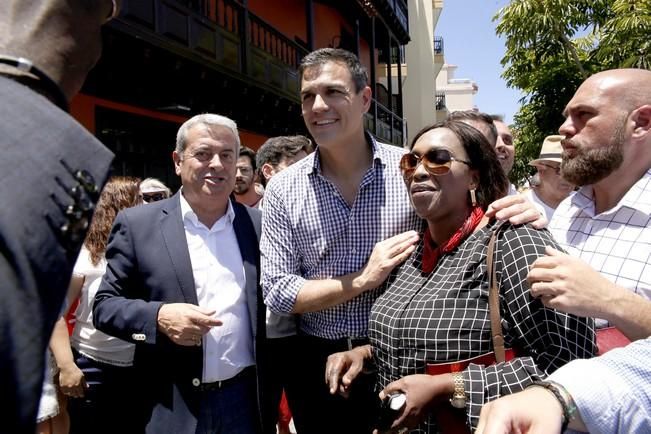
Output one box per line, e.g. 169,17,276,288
450,372,467,409
529,380,577,431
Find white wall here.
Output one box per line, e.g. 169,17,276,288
403,0,439,145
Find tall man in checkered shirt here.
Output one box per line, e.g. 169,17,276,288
260,48,546,434
528,68,651,342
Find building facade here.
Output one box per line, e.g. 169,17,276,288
435,62,478,113
400,0,444,143
73,0,410,190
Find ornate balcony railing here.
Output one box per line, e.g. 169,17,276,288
389,0,409,33
115,0,405,143
435,92,446,111
116,0,308,100
434,36,444,55
365,98,405,146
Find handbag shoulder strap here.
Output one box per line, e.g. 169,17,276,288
486,221,508,363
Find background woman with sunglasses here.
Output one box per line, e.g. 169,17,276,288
325,120,595,433
139,177,172,203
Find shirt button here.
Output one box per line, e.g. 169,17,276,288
351,247,357,254
192,378,201,387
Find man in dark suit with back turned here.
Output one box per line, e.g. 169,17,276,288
0,1,116,432
93,114,265,434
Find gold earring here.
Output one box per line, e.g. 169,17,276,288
470,189,477,207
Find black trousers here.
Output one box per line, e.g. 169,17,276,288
259,335,302,434
289,335,378,434
67,349,143,434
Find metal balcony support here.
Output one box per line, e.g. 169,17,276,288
434,36,444,55
435,92,446,110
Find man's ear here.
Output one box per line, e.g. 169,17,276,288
361,85,372,111
172,151,182,176
261,163,275,182
631,105,651,139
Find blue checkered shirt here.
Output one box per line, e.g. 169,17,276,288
550,336,651,433
260,135,420,339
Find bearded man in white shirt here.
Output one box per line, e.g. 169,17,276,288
528,68,651,342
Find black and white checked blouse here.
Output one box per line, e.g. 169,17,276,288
369,220,596,433
260,134,420,339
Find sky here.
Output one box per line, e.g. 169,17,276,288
436,0,523,124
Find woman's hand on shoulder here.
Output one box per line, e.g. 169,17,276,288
325,344,372,397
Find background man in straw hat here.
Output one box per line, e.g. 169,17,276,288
524,135,575,221
139,177,172,203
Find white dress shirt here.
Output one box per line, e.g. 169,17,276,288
550,170,651,327
524,188,556,222
180,193,254,382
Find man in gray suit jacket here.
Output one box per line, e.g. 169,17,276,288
0,2,116,431
93,114,265,434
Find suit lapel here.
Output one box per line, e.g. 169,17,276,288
160,193,198,304
232,200,260,338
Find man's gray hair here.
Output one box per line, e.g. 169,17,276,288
529,172,541,188
175,113,240,154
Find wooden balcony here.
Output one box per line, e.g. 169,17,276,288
371,0,409,43
365,98,406,147
103,0,406,145
116,0,308,101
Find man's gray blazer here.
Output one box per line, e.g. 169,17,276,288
93,193,265,434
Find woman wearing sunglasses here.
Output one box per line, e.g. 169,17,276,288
325,120,595,433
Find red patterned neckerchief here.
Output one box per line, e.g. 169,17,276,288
421,206,485,273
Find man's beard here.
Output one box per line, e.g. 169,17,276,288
233,181,250,194
561,122,625,186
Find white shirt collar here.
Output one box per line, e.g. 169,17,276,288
178,189,235,232
570,169,651,217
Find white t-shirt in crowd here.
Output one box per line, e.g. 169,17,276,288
524,188,556,222
71,247,135,366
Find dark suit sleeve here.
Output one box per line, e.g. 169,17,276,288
93,211,163,345
245,206,262,241
0,249,46,433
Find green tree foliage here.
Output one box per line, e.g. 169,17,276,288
595,0,651,69
494,0,651,186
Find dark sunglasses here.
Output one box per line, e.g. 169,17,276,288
539,163,561,175
142,192,166,202
400,148,471,178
